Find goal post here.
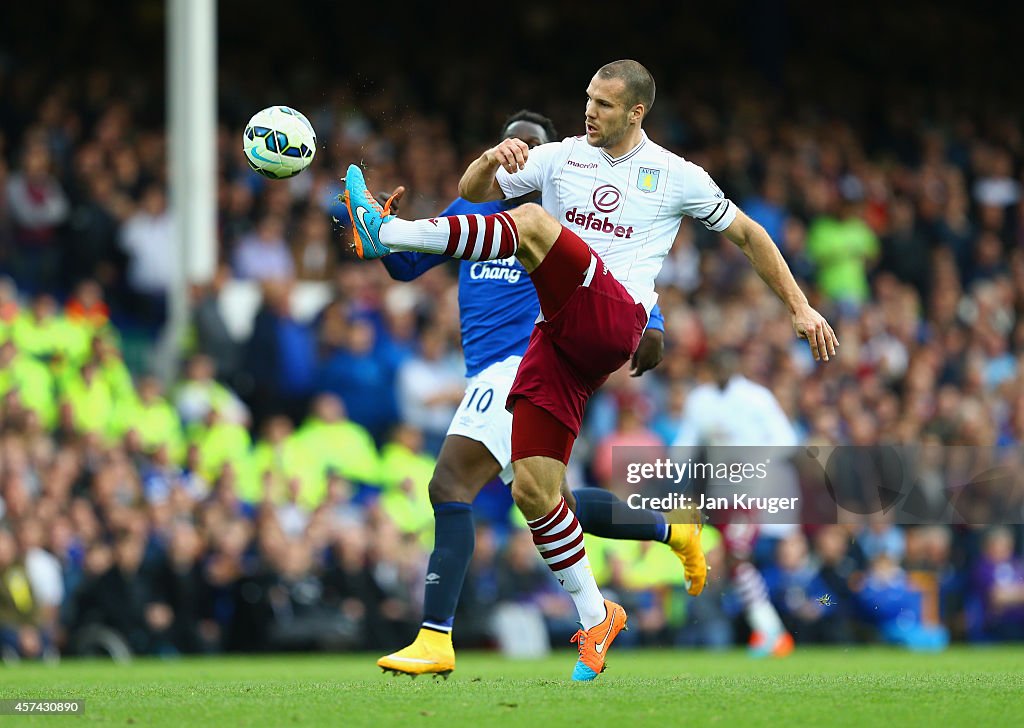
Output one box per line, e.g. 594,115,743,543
159,0,217,383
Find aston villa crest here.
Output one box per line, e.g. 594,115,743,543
637,167,660,193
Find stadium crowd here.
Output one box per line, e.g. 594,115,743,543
2,3,1024,661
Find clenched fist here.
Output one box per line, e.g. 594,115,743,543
486,138,531,174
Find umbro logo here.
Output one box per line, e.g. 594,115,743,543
425,573,441,585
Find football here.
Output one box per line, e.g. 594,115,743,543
242,106,317,179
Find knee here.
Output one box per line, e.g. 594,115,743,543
509,203,561,241
427,463,475,506
510,468,546,510
511,202,545,226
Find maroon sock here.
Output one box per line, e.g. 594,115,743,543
442,212,519,260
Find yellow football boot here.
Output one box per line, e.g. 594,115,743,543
377,628,456,679
666,508,708,596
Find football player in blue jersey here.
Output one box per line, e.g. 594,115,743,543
372,111,704,678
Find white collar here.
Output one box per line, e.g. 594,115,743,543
599,131,648,166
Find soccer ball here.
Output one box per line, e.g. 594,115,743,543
242,106,317,179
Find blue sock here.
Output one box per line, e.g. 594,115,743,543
421,502,475,633
573,487,669,543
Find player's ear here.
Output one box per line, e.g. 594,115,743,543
631,104,645,124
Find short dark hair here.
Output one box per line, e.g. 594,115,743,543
596,60,656,117
501,110,558,143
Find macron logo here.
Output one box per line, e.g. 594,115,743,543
567,159,599,169
425,573,441,585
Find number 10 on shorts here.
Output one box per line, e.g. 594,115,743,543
465,387,494,413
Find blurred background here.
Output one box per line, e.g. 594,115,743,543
0,0,1023,661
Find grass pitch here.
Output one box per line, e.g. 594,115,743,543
1,647,1022,727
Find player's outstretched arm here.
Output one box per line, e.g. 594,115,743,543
458,138,529,202
722,209,839,362
381,250,447,281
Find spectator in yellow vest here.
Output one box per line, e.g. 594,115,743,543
377,423,435,493
246,415,321,507
188,407,252,485
378,425,436,548
175,354,249,428
114,376,185,463
12,293,90,364
90,335,134,406
293,394,380,489
60,360,114,437
0,341,55,428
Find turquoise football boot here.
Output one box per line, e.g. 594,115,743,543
343,163,394,259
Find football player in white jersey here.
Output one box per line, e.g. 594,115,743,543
344,59,837,681
673,348,802,657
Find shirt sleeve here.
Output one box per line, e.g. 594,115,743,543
675,159,737,232
381,252,448,282
495,141,562,199
645,303,665,333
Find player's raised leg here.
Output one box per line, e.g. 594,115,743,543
344,164,518,262
344,165,560,272
377,435,501,678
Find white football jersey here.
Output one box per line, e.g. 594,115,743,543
496,131,736,314
672,375,798,448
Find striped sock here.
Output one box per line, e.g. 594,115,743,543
381,213,519,260
734,561,784,635
527,497,606,630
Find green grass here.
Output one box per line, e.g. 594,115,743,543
1,647,1023,727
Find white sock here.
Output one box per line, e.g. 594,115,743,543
380,217,451,253
747,600,785,636
553,557,607,630
736,561,785,634
528,498,607,629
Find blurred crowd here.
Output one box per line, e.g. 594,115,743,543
2,3,1024,660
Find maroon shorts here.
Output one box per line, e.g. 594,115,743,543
506,254,648,437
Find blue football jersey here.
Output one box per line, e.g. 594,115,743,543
382,198,663,378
